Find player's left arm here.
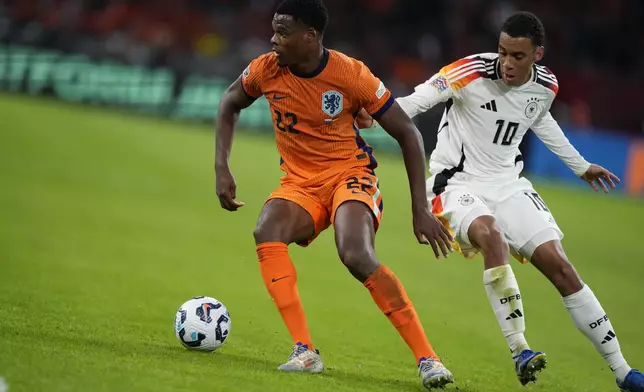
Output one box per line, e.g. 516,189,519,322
356,72,454,129
380,102,454,257
531,109,620,193
354,64,453,257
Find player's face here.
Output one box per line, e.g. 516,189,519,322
498,32,544,86
271,14,315,66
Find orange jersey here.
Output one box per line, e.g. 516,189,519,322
240,49,393,184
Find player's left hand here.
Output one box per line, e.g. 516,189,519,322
215,168,245,211
355,108,374,129
412,207,454,258
580,164,620,193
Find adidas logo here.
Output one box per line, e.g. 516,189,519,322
601,330,616,344
506,309,523,320
480,100,498,112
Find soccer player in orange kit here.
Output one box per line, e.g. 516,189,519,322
214,0,454,389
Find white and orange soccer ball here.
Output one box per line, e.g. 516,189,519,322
174,296,231,352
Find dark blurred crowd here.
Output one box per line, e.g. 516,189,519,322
1,0,643,133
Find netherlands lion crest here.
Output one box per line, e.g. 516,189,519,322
322,90,343,117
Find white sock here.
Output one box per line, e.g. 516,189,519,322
563,284,631,381
483,265,530,356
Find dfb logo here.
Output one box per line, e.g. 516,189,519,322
500,293,521,304
589,314,609,329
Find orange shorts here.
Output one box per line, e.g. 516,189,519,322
266,167,384,246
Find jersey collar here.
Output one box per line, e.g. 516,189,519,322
289,48,329,78
495,57,537,89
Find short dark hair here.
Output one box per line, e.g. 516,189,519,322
275,0,329,34
501,12,545,47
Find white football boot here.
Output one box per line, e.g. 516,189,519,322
418,357,455,389
277,342,324,373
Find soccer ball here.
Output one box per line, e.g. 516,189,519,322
174,296,231,352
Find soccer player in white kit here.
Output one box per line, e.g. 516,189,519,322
360,11,643,391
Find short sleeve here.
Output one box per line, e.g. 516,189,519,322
353,63,394,119
240,56,266,100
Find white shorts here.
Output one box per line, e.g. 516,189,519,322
427,173,563,262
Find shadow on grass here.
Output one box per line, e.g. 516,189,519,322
25,329,478,391
212,352,477,392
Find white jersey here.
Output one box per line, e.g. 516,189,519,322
397,52,590,189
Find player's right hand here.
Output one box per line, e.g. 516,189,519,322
412,207,454,258
355,108,375,129
215,168,245,211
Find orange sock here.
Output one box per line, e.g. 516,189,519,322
364,265,438,364
257,242,313,350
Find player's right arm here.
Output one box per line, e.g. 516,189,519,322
215,60,264,211
357,59,469,128
396,72,455,118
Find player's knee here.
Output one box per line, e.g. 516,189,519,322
253,222,287,245
337,243,378,281
551,256,583,296
471,218,507,252
338,244,372,268
547,258,582,296
556,263,582,289
252,224,268,244
469,217,509,268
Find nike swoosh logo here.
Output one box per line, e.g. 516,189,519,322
272,95,288,101
271,276,289,282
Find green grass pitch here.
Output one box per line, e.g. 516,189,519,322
0,94,642,392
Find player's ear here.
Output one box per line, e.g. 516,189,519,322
534,46,544,62
306,28,318,42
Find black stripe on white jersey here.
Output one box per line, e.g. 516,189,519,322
452,56,500,82
534,65,558,82
531,64,539,82
533,65,558,91
537,71,558,84
486,57,501,81
432,145,465,196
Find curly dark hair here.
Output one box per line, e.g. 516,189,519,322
501,12,546,47
275,0,329,34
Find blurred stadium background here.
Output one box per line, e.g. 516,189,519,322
1,0,643,188
1,1,643,392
